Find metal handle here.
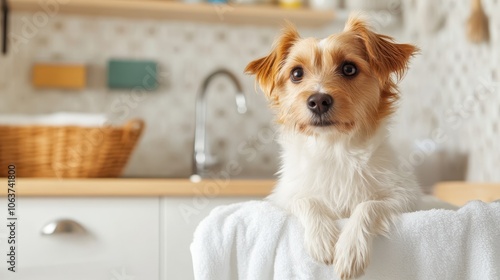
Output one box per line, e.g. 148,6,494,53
41,219,87,235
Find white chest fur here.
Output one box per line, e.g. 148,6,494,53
268,127,415,218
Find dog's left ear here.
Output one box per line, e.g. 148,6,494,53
344,14,418,81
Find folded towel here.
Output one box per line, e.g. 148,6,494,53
191,199,500,280
0,113,107,127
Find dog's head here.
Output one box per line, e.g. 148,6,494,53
245,14,418,138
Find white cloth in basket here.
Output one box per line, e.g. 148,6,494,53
0,113,107,127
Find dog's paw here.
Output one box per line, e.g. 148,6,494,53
333,232,370,280
304,223,339,265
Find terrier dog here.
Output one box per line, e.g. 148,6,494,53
245,14,422,279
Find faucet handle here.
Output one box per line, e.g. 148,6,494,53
235,93,247,114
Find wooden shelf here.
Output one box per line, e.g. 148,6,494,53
10,0,335,27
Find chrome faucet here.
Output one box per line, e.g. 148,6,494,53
192,69,247,180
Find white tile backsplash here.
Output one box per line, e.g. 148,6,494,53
1,13,342,178
1,1,499,183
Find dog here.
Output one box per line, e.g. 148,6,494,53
245,14,422,279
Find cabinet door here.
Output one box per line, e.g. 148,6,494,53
161,196,263,280
0,197,160,280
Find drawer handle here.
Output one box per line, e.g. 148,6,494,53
41,219,87,235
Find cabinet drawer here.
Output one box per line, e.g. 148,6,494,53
0,197,159,280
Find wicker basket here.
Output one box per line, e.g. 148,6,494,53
0,119,145,178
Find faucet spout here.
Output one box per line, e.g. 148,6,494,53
192,69,247,179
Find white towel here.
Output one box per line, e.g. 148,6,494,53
191,199,500,280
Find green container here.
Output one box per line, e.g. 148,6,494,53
107,59,158,90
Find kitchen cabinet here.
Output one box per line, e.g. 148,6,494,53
0,198,160,280
0,179,271,280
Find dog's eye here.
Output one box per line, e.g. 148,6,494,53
342,63,357,77
290,67,304,83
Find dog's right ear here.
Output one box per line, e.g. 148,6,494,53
245,24,299,105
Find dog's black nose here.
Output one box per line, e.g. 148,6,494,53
307,93,333,115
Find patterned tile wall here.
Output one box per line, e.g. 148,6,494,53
1,1,498,184
397,0,500,184
0,12,346,178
